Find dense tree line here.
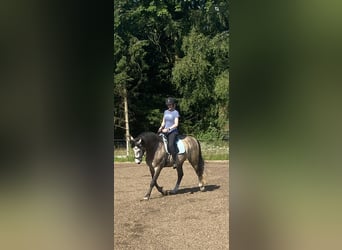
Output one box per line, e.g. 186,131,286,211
114,0,229,140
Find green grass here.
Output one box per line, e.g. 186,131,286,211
114,148,134,162
200,141,229,160
202,154,229,161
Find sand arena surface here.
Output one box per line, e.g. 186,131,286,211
114,161,229,249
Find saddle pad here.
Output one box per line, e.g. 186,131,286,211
162,136,185,154
176,139,185,154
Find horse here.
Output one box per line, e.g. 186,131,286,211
130,132,206,200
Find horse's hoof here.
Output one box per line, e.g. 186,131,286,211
169,189,177,195
164,190,171,195
143,196,150,200
200,186,206,192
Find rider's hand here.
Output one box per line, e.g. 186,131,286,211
162,128,168,133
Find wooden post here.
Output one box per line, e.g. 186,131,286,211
123,87,130,157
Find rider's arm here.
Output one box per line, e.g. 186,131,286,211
158,118,165,131
168,117,179,131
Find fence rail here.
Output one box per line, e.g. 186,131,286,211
114,139,127,149
114,138,229,160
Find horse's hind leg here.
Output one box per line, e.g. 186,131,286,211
170,164,183,194
189,161,206,192
198,174,206,192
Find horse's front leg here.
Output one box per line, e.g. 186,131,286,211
144,166,163,200
148,165,165,195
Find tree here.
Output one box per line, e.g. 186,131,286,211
114,0,230,142
114,0,179,137
114,30,149,155
172,29,229,137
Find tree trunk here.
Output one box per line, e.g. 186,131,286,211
123,87,130,157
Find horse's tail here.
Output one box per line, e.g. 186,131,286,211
196,138,205,181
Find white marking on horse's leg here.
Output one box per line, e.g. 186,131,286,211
199,182,205,191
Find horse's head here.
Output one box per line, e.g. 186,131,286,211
130,136,145,164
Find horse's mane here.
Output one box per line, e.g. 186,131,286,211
137,132,163,145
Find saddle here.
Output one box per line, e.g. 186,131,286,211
159,134,185,154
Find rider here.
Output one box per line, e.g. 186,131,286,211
158,97,180,169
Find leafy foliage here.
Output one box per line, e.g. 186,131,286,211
114,0,229,139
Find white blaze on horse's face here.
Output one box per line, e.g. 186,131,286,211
133,146,142,164
133,138,143,164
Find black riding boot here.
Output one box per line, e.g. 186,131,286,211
172,154,179,169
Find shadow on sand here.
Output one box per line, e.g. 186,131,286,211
144,185,221,200
170,184,220,195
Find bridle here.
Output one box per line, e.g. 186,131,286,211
133,144,145,164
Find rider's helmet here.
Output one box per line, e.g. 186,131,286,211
165,97,176,105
